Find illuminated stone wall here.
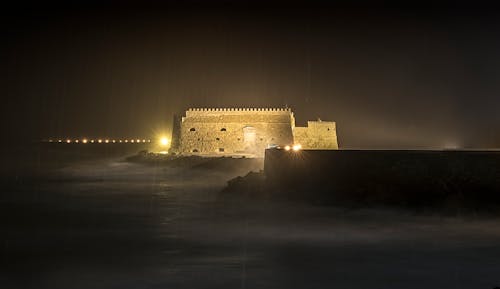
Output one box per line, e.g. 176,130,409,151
174,108,338,156
293,120,339,149
178,108,295,156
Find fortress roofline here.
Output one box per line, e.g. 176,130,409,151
187,107,292,112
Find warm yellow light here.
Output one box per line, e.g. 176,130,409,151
98,139,102,143
284,145,291,151
105,139,109,143
125,140,128,143
112,140,116,143
91,140,95,143
136,139,140,143
292,144,302,151
131,139,134,143
119,140,122,143
82,139,88,144
66,139,71,143
75,140,79,143
160,137,169,146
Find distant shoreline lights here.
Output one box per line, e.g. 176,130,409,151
45,139,152,144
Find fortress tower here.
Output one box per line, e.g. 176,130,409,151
170,107,338,157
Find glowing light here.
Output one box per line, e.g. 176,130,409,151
136,139,140,143
443,141,461,150
292,144,302,151
91,140,95,143
159,151,168,155
142,139,146,143
125,140,128,143
112,140,116,143
119,140,122,143
131,139,134,143
105,139,109,143
66,139,71,143
160,137,169,146
98,139,102,143
147,140,151,143
75,140,79,143
58,140,62,143
82,139,88,144
284,145,291,151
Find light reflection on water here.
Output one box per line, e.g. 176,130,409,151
2,154,500,289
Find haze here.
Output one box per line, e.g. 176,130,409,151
2,1,500,148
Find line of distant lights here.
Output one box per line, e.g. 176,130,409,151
47,139,152,144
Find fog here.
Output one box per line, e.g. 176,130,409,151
3,3,500,148
2,148,500,289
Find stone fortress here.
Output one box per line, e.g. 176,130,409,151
170,108,338,157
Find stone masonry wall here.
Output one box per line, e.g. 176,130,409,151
174,108,338,156
179,108,294,156
293,121,338,149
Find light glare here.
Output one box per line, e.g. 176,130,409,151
160,137,169,146
292,144,302,151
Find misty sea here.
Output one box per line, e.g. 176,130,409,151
1,144,500,289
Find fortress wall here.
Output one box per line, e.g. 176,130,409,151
179,122,293,155
185,108,292,117
175,108,338,156
182,114,293,123
179,109,294,156
293,121,338,149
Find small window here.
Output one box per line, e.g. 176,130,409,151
216,137,220,141
219,148,224,152
192,149,199,153
220,128,227,131
190,128,196,131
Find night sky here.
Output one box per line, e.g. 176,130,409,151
2,1,500,148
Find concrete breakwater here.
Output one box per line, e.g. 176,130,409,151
223,149,500,211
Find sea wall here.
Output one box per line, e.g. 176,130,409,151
264,149,500,208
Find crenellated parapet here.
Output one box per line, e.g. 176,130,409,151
185,107,293,118
187,107,291,112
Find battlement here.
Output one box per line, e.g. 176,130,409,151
187,107,291,112
185,107,293,118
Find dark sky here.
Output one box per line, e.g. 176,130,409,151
2,1,500,148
